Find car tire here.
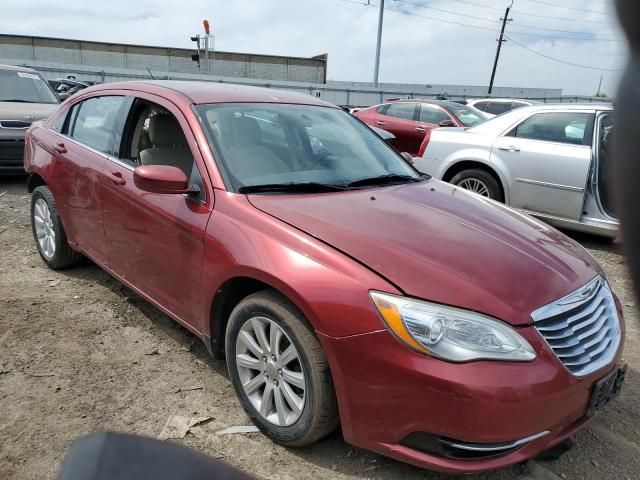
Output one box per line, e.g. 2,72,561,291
225,290,339,447
451,169,504,202
30,186,83,269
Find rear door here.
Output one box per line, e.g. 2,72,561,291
42,95,129,265
99,93,213,331
377,102,421,154
492,110,594,220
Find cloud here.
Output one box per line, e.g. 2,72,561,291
1,0,627,95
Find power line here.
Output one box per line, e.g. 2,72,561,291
392,0,618,40
520,0,612,15
504,35,624,71
332,0,621,42
440,0,615,23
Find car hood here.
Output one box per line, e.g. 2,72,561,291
0,102,58,122
248,179,601,326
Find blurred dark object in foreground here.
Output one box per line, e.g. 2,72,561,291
58,432,252,480
614,0,640,298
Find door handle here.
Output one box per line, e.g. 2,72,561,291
499,145,521,152
52,142,67,154
376,121,386,126
110,171,126,186
415,127,426,132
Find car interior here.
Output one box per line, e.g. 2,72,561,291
124,101,202,188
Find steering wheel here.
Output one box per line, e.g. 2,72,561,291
307,149,337,170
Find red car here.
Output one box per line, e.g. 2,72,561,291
24,81,624,473
354,99,489,156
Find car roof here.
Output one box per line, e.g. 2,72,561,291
382,99,461,108
86,80,339,108
520,103,614,111
0,63,40,74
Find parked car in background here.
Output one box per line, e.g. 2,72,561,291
48,77,98,101
466,98,542,116
0,64,59,174
414,103,617,238
354,99,490,156
24,81,625,473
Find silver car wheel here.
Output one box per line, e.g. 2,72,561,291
458,178,490,197
33,198,56,259
236,317,306,427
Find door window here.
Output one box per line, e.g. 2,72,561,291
485,102,513,115
121,99,203,194
510,112,594,146
69,96,126,154
418,104,451,124
384,103,416,120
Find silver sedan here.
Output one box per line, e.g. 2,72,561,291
414,104,617,238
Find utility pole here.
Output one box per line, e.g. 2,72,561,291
373,0,385,87
488,5,513,95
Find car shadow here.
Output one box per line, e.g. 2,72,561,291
58,261,229,379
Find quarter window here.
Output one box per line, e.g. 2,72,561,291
385,103,416,120
69,96,126,154
473,101,490,112
418,104,450,124
510,112,594,146
484,102,513,115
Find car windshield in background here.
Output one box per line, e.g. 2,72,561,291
446,103,489,127
196,103,422,193
0,70,59,104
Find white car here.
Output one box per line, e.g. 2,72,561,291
414,104,617,238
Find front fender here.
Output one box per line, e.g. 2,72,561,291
200,194,400,339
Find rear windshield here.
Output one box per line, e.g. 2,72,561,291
445,103,490,127
196,103,420,192
0,69,59,104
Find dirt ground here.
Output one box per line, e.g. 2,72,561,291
1,175,639,480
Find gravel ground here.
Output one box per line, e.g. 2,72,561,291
1,175,638,480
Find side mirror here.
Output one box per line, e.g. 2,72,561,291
133,165,191,194
400,152,415,164
439,119,456,127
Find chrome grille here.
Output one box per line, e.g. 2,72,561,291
0,120,32,129
532,276,621,377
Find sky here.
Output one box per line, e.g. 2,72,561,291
2,0,628,95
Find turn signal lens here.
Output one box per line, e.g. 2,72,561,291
370,291,536,362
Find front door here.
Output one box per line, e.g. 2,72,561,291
100,94,213,330
492,111,594,220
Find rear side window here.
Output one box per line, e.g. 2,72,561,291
69,96,126,155
473,101,490,111
375,104,389,114
385,103,416,120
510,112,594,146
485,102,513,115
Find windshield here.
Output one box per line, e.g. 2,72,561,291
0,69,59,104
445,103,489,127
196,103,422,193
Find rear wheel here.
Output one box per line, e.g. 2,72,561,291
30,186,83,269
225,290,338,447
450,169,503,202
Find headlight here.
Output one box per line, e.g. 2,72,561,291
370,291,536,362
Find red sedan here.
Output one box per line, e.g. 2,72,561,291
24,81,624,473
354,99,489,155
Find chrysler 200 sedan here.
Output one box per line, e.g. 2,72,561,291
24,81,625,473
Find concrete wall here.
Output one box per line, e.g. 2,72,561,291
0,34,327,83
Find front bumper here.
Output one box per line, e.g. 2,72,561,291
0,138,26,174
319,320,624,473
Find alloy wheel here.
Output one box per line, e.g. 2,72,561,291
235,317,306,426
458,178,490,197
33,198,56,259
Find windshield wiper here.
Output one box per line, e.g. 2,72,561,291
347,174,426,188
238,182,347,194
0,99,36,103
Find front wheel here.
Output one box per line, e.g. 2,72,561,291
225,290,338,447
450,169,503,202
